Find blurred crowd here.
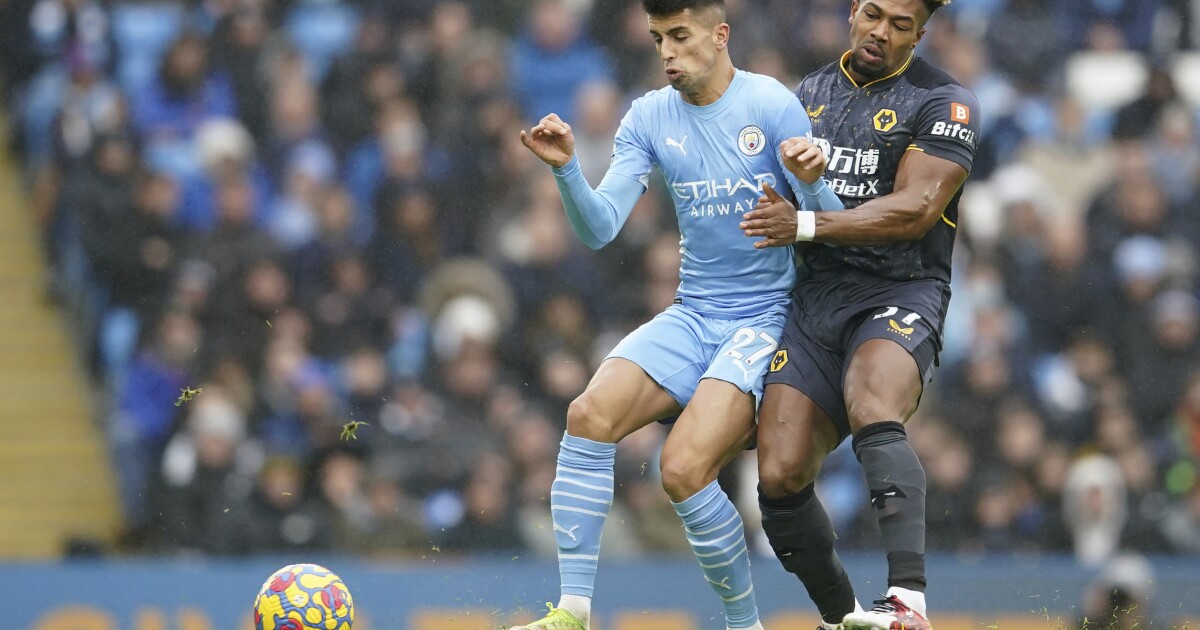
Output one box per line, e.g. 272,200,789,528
1,0,1199,575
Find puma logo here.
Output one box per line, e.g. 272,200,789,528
666,135,688,156
705,575,732,590
553,522,580,542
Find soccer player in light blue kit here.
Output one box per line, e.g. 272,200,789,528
512,1,843,629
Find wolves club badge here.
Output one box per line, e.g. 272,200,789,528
769,350,789,373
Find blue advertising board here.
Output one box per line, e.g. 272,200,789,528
6,554,1200,629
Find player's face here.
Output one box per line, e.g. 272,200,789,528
647,9,728,94
847,0,927,81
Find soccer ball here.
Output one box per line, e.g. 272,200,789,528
253,564,354,630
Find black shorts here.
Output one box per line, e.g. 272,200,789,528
763,273,951,442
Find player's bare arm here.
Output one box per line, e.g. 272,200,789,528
734,138,830,248
741,149,966,248
520,113,576,169
810,149,965,245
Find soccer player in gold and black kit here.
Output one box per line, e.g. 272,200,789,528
738,1,978,629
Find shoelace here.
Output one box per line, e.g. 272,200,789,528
868,596,905,613
539,603,575,626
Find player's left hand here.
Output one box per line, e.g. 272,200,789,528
519,113,576,168
741,182,798,248
780,137,827,184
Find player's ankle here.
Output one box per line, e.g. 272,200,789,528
558,594,591,627
823,597,861,626
822,608,852,627
886,586,926,618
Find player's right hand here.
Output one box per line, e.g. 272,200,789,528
780,137,827,184
742,182,799,249
520,113,576,169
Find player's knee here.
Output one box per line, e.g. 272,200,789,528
845,389,912,434
844,345,921,433
659,448,717,503
566,393,621,443
758,455,818,499
846,397,890,434
845,373,900,433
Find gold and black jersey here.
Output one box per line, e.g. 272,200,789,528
797,53,980,284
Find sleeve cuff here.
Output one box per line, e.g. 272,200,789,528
552,155,582,177
909,142,974,175
797,178,828,194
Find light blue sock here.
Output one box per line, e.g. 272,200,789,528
553,432,617,598
673,480,759,628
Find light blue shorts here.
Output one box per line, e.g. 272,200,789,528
607,303,788,409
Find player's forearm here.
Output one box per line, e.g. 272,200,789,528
552,156,643,250
797,178,844,212
812,190,940,246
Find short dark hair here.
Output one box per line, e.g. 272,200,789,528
641,0,725,19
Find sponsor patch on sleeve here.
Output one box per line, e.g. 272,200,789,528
950,102,970,124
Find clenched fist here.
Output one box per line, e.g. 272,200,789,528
779,137,827,184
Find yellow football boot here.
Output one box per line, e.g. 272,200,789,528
506,603,586,630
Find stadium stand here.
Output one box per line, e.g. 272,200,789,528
0,0,1197,572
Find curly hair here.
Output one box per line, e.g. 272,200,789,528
923,0,952,16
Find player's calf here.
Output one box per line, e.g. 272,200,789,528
672,480,762,629
759,484,858,627
852,421,928,615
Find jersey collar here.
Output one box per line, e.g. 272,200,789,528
679,68,746,118
838,50,915,90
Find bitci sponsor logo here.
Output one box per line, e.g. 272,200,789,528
950,102,970,124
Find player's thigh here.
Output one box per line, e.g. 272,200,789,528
762,304,854,455
569,357,683,443
578,305,707,443
757,382,842,497
656,307,787,498
842,287,943,433
605,305,711,408
659,377,757,501
843,338,926,434
700,305,789,408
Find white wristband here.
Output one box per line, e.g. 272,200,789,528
796,211,816,242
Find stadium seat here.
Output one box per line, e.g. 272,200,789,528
110,1,186,93
1171,52,1200,107
285,1,360,82
1065,51,1149,110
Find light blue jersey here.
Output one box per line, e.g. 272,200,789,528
610,70,810,317
552,70,839,319
542,69,845,629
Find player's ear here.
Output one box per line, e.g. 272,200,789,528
849,0,860,25
714,22,730,49
913,26,927,48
